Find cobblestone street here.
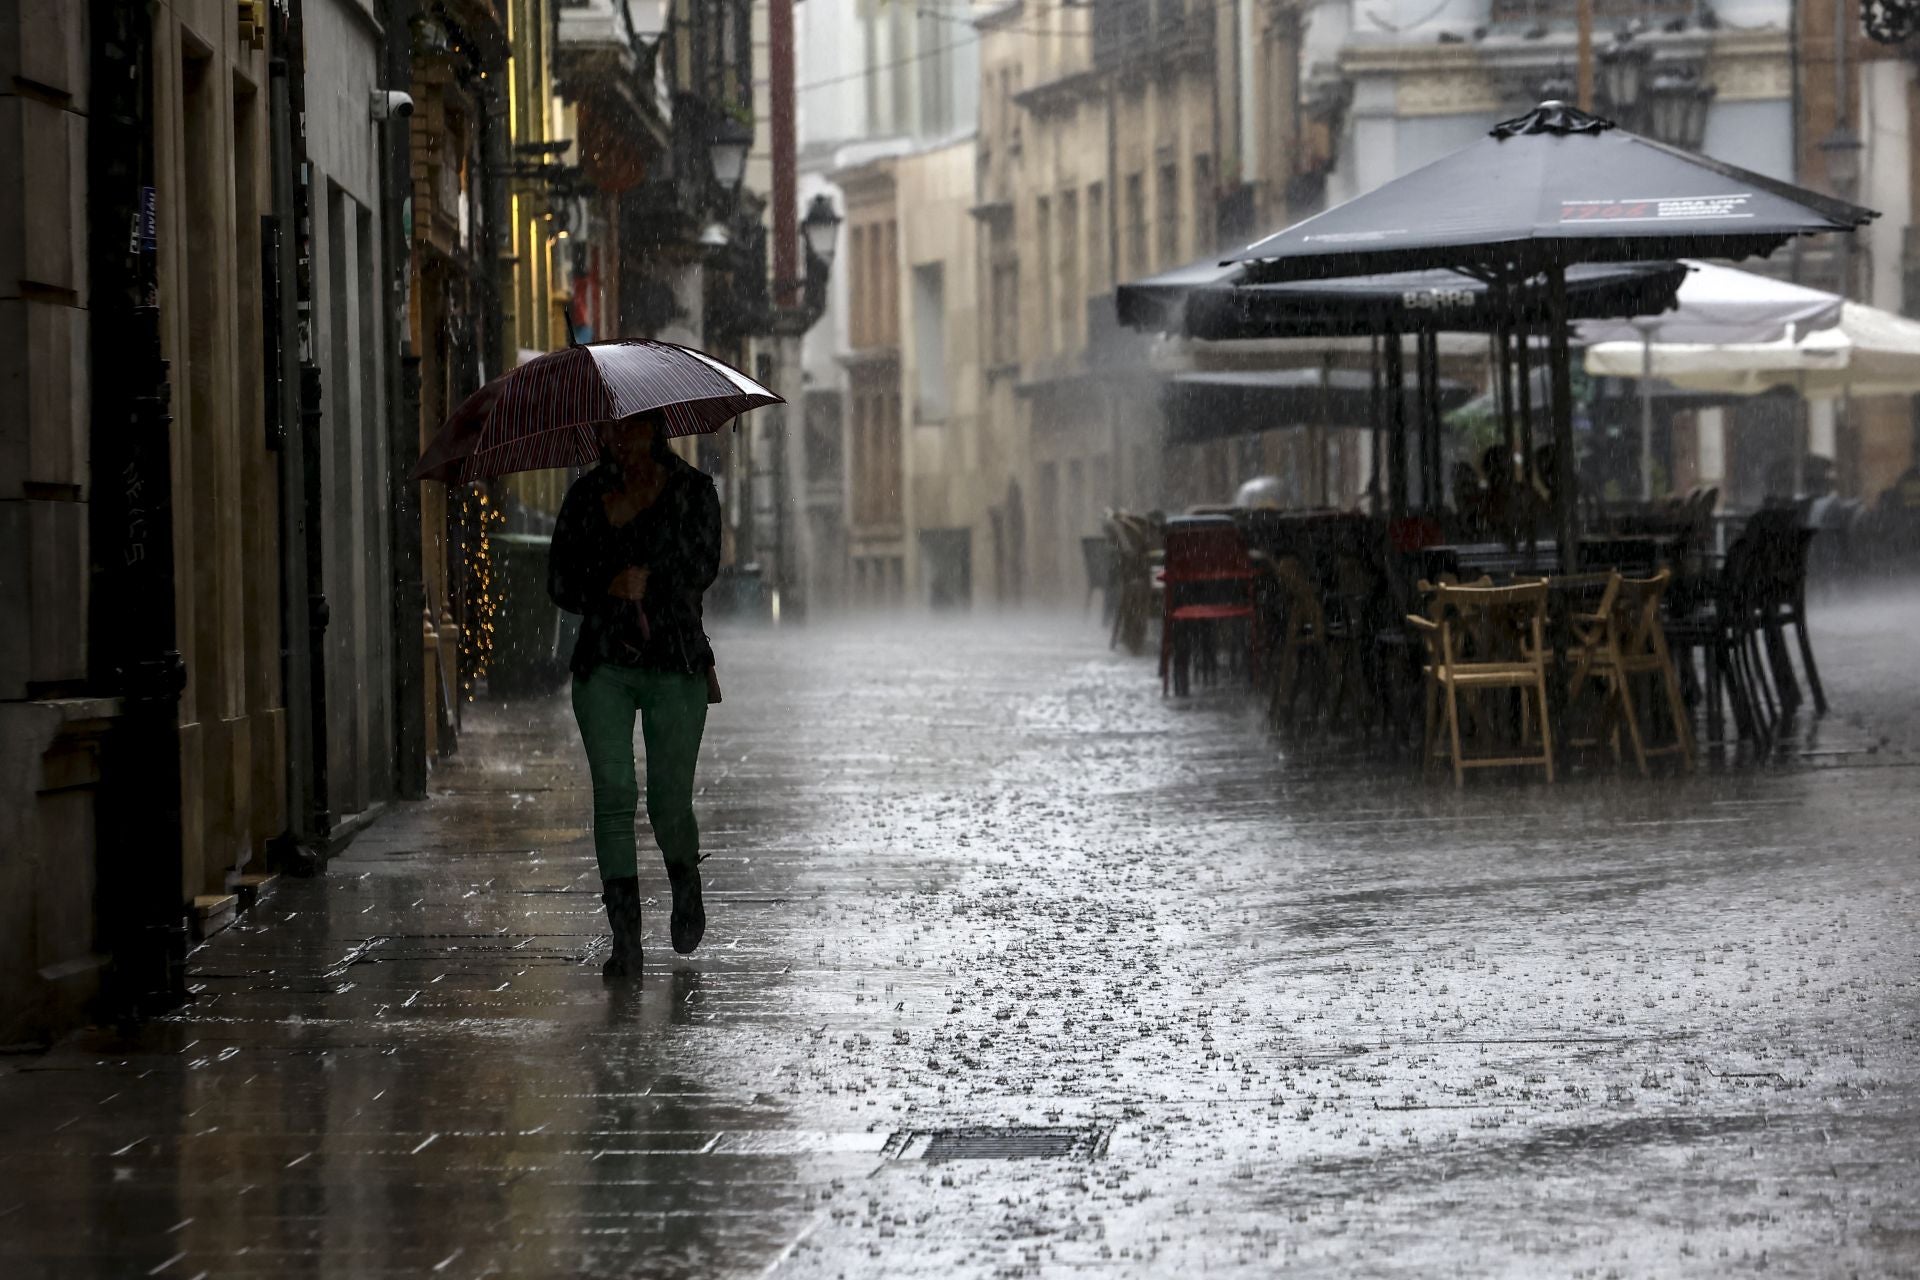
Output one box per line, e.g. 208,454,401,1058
5,593,1920,1279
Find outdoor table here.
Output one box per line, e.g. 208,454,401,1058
1574,534,1678,576
1416,541,1560,582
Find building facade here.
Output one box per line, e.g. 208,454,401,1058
796,0,979,611
0,0,116,1040
0,0,803,1045
974,0,1251,603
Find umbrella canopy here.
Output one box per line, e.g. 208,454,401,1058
1118,260,1687,340
1222,102,1874,280
1586,299,1920,400
1215,99,1875,563
1577,260,1844,347
411,340,780,484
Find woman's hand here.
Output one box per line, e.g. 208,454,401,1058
607,566,650,601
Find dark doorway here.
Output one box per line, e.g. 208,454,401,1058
920,528,973,610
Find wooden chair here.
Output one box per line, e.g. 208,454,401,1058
1263,556,1329,731
1083,534,1116,620
1559,570,1626,756
1107,514,1156,656
1409,579,1555,787
1569,570,1695,775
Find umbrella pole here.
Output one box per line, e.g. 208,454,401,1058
1547,260,1580,570
1513,292,1537,566
1492,317,1514,478
1386,322,1409,519
1415,329,1430,511
1515,308,1535,487
1369,333,1383,515
1423,329,1443,512
1318,351,1333,508
1636,319,1658,503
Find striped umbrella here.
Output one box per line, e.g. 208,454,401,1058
410,340,782,484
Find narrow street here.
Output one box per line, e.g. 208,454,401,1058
5,596,1920,1279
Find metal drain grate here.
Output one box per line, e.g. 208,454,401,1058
885,1124,1110,1162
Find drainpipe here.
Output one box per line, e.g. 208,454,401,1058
770,0,801,612
88,0,190,1014
269,0,333,871
381,0,427,800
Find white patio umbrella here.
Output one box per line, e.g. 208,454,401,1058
1577,260,1843,348
1578,261,1848,498
1586,300,1920,400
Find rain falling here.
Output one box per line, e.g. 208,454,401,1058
4,0,1920,1276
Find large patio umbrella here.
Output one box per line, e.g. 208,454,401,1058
1586,297,1920,399
1220,100,1876,561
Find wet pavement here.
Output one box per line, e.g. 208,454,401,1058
5,591,1920,1278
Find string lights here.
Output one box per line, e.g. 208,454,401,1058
461,490,504,701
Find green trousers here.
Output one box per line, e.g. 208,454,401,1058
570,664,709,881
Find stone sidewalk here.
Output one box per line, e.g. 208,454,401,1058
3,596,1920,1278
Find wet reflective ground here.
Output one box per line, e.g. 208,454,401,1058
5,589,1920,1278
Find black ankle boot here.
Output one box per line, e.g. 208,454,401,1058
600,876,642,979
666,861,705,955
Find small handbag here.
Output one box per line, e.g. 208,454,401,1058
705,665,723,705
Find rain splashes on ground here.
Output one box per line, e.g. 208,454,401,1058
4,599,1920,1277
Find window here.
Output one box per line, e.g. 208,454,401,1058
1037,461,1060,581
1157,161,1179,269
1035,195,1054,355
918,9,950,136
849,225,870,347
1058,189,1079,350
882,220,899,339
911,262,949,422
1192,154,1214,257
988,223,1020,368
1067,459,1085,544
1087,182,1107,294
1125,173,1147,280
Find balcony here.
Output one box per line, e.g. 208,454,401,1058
554,0,672,161
1091,0,1210,71
556,0,663,75
1487,0,1694,24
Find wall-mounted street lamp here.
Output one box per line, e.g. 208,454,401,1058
1864,0,1916,43
1595,35,1651,131
1645,67,1715,153
1820,122,1865,202
800,193,842,268
1592,33,1715,152
708,116,754,195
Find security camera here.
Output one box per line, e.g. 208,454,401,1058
371,91,414,122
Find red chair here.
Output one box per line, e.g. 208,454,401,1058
1159,516,1258,696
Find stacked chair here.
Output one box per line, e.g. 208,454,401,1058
1665,505,1827,756
1566,570,1695,776
1105,512,1159,656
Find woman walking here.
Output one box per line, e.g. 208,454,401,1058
548,410,722,979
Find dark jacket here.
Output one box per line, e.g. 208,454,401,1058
547,454,722,678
